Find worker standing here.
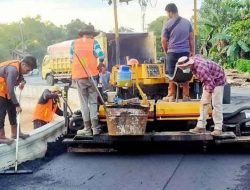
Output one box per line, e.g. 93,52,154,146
0,56,37,144
161,3,195,102
33,86,64,129
177,55,226,136
98,63,111,92
70,25,104,136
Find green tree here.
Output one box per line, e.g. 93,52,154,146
64,19,89,40
198,0,250,66
148,16,167,59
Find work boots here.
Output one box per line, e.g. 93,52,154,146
0,128,14,145
11,125,30,139
77,121,93,136
163,81,176,102
189,127,206,134
91,119,102,136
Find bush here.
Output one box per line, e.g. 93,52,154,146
235,59,250,73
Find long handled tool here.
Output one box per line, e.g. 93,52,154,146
74,52,106,110
0,90,33,175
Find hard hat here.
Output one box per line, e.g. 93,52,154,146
127,58,139,66
50,85,61,92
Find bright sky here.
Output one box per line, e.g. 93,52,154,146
0,0,201,32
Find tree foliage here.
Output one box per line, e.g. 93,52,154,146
148,16,167,59
0,16,92,64
198,0,250,66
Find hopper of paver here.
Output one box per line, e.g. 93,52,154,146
105,104,149,136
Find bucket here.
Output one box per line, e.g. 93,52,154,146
106,91,117,103
106,104,149,136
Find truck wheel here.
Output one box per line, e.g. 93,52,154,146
46,74,54,86
223,83,231,104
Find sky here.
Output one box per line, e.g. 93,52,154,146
0,0,202,32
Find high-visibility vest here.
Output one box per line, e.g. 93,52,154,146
0,60,20,99
72,38,98,79
33,99,58,123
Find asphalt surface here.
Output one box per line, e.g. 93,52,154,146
1,77,250,190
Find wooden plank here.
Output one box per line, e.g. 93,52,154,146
152,131,213,141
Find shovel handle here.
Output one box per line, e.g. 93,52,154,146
74,52,106,108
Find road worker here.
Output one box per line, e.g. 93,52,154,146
177,55,226,136
33,85,64,129
70,25,105,136
97,63,111,92
0,56,37,144
161,3,195,102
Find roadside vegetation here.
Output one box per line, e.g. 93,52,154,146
148,0,250,73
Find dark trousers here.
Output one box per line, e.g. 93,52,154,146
0,97,17,129
166,52,189,77
33,120,48,129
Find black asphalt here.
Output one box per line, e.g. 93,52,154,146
1,150,250,190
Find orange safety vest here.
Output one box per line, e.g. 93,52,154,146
0,60,20,99
33,99,58,123
72,38,99,79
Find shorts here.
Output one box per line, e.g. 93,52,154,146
0,97,17,129
166,52,189,77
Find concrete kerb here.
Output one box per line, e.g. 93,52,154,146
0,85,78,171
0,118,65,171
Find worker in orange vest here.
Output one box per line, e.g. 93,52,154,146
0,56,37,144
33,86,64,129
70,25,105,136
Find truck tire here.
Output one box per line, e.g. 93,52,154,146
223,83,231,104
46,74,54,86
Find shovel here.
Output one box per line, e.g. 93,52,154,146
74,52,106,110
0,90,33,175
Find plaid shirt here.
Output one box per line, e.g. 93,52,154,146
191,55,226,93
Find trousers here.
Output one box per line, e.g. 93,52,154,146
75,78,98,122
196,86,224,130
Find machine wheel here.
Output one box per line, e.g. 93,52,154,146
46,74,54,86
223,84,231,104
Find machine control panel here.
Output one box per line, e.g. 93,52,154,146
147,65,161,77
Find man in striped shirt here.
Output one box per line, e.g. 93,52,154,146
70,34,104,62
177,55,226,136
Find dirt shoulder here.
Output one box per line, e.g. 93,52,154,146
226,69,250,87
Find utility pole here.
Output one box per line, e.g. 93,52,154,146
140,0,147,32
113,0,120,65
193,0,198,53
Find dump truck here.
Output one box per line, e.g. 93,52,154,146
41,40,72,86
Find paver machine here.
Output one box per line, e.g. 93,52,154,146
62,0,250,151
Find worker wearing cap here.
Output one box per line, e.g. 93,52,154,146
161,3,195,102
177,55,226,136
33,85,64,129
0,56,37,144
69,25,105,136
